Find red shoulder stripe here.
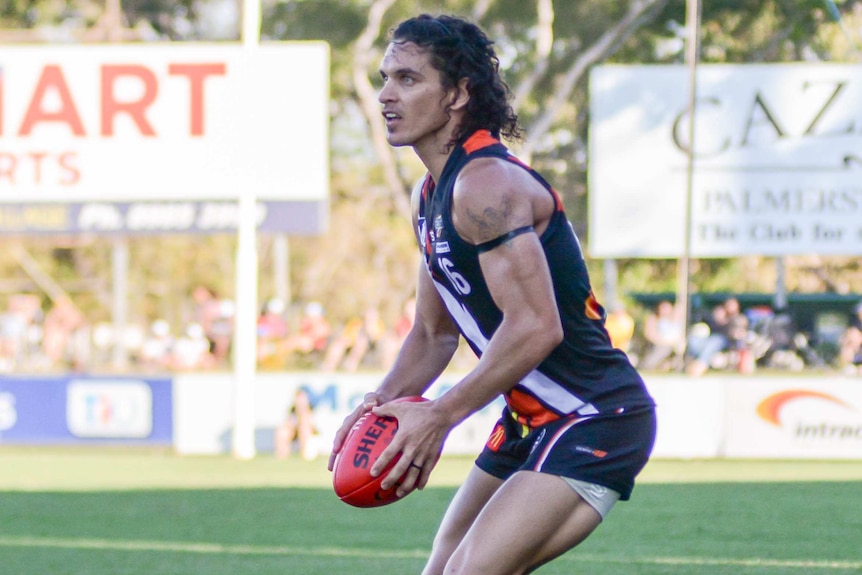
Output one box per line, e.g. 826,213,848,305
463,130,499,154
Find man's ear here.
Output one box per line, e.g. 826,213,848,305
448,78,470,111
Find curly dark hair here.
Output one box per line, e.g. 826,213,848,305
391,14,522,143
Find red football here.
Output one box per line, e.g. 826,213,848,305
333,396,427,508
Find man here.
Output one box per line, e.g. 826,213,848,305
328,14,656,575
640,299,685,371
838,302,862,374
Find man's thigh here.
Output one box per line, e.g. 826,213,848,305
445,470,602,575
423,466,503,575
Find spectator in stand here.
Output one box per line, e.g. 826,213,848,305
191,284,235,365
394,297,417,339
849,301,862,332
323,307,388,372
208,299,235,367
686,297,754,376
639,300,686,372
837,326,862,374
604,303,636,358
723,297,749,348
191,284,221,344
322,316,363,371
685,302,731,376
746,306,807,371
257,298,289,369
344,307,388,371
838,302,862,374
289,302,332,364
170,322,212,370
139,319,175,371
0,294,41,372
728,312,754,373
381,297,417,370
42,296,85,369
274,387,318,460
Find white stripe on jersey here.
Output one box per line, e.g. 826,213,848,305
433,277,489,348
521,371,599,416
533,415,594,471
432,277,598,416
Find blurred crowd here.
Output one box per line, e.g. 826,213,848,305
0,294,88,373
609,297,862,376
2,286,861,377
0,285,419,375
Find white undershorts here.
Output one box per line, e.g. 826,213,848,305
561,477,621,520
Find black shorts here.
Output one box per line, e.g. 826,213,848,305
475,406,656,501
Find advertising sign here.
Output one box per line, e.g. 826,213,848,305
0,376,172,445
66,380,153,438
644,377,724,458
723,380,862,459
0,200,323,235
0,43,329,234
173,372,505,456
589,64,862,257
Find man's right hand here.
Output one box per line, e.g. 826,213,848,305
327,392,382,471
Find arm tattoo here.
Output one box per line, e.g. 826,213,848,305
466,197,516,244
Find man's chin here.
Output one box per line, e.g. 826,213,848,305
385,135,411,148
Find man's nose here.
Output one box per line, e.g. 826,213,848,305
378,82,394,103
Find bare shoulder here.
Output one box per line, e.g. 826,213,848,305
452,157,553,245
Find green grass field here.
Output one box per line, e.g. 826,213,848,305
1,449,861,575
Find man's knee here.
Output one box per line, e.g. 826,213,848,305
442,544,525,575
422,532,462,575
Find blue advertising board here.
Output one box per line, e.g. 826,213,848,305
0,376,172,445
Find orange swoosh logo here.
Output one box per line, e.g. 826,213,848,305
585,292,603,321
756,390,851,426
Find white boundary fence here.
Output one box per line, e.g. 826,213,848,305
174,373,862,460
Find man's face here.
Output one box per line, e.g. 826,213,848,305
377,41,455,149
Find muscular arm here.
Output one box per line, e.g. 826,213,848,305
374,159,564,494
434,158,562,427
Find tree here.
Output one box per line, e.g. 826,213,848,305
0,0,211,41
3,0,861,359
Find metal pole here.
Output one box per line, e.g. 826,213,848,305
232,0,262,460
676,0,701,370
111,239,129,370
105,0,129,371
775,257,788,311
274,234,291,307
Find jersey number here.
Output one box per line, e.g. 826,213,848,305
439,257,471,295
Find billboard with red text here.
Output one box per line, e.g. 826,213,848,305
0,43,329,234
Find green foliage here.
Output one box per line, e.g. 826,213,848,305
0,0,99,27
617,259,681,295
2,0,861,333
122,0,203,40
262,0,366,46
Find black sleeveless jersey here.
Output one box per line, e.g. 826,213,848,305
418,130,654,430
